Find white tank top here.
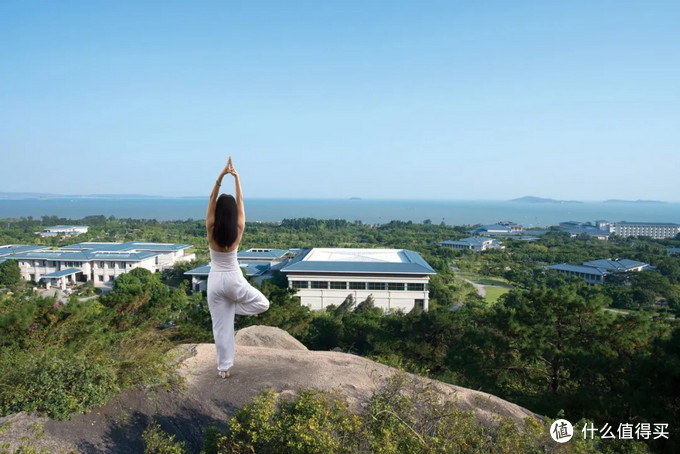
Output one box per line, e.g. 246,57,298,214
209,248,240,272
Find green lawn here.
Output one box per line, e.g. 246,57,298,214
483,286,511,303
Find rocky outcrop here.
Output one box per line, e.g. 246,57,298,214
0,326,536,453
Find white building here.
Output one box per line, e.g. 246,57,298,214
281,248,436,313
611,222,680,239
38,225,88,237
7,241,195,289
439,237,504,252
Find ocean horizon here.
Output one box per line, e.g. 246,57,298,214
1,198,679,228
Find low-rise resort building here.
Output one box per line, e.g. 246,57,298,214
439,237,504,252
1,242,195,290
186,247,436,312
38,225,88,237
548,258,654,284
184,248,297,292
467,221,523,236
281,248,435,313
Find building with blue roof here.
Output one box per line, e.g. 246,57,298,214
439,237,504,252
38,225,88,237
548,258,653,284
184,261,271,292
0,245,49,264
281,248,436,312
237,248,290,261
558,221,610,240
467,221,523,236
5,241,195,288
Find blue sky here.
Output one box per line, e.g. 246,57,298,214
1,1,679,200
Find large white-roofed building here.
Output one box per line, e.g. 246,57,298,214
6,241,195,289
281,248,436,313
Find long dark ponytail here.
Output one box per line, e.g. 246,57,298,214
213,194,238,249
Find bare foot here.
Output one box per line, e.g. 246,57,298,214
219,370,230,379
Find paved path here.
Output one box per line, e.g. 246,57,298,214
449,265,486,297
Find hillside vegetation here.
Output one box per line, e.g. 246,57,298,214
1,216,679,452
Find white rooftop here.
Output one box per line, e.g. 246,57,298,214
302,248,405,263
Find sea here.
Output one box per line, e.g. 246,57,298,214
1,198,679,228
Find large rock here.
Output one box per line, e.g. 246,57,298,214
0,326,536,453
233,325,308,351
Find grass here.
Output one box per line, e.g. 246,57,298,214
483,286,511,304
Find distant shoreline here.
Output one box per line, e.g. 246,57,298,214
2,198,680,226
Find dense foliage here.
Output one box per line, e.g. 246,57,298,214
1,215,679,452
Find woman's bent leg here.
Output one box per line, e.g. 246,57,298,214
235,280,270,316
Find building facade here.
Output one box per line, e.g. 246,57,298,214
6,241,195,288
281,248,435,313
439,237,504,252
611,222,680,239
38,225,89,237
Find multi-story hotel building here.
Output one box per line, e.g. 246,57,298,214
611,222,680,239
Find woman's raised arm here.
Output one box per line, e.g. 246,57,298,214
227,160,245,233
206,159,232,237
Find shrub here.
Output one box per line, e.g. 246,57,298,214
142,424,187,454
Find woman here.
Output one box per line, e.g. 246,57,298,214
206,157,270,378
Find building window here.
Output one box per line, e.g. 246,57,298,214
388,283,405,291
311,281,329,289
98,275,104,282
367,282,385,291
349,282,365,290
100,261,105,267
292,281,308,289
407,283,425,291
330,282,347,290
110,262,115,268
414,299,425,311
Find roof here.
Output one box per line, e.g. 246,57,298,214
9,241,192,262
582,259,649,272
281,248,436,275
440,237,496,247
42,268,82,278
548,264,608,276
184,262,270,277
0,245,49,263
237,249,289,260
44,225,88,230
239,261,270,276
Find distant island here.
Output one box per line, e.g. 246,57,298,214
508,196,582,204
603,199,667,204
349,197,362,201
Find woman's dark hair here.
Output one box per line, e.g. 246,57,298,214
212,194,238,248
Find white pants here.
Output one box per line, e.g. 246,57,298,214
207,271,270,372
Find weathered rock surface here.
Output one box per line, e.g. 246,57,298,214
0,326,535,453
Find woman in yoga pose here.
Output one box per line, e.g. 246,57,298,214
206,157,269,378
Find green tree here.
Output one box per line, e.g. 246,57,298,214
0,260,21,286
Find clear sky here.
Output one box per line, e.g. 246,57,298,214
1,1,679,200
